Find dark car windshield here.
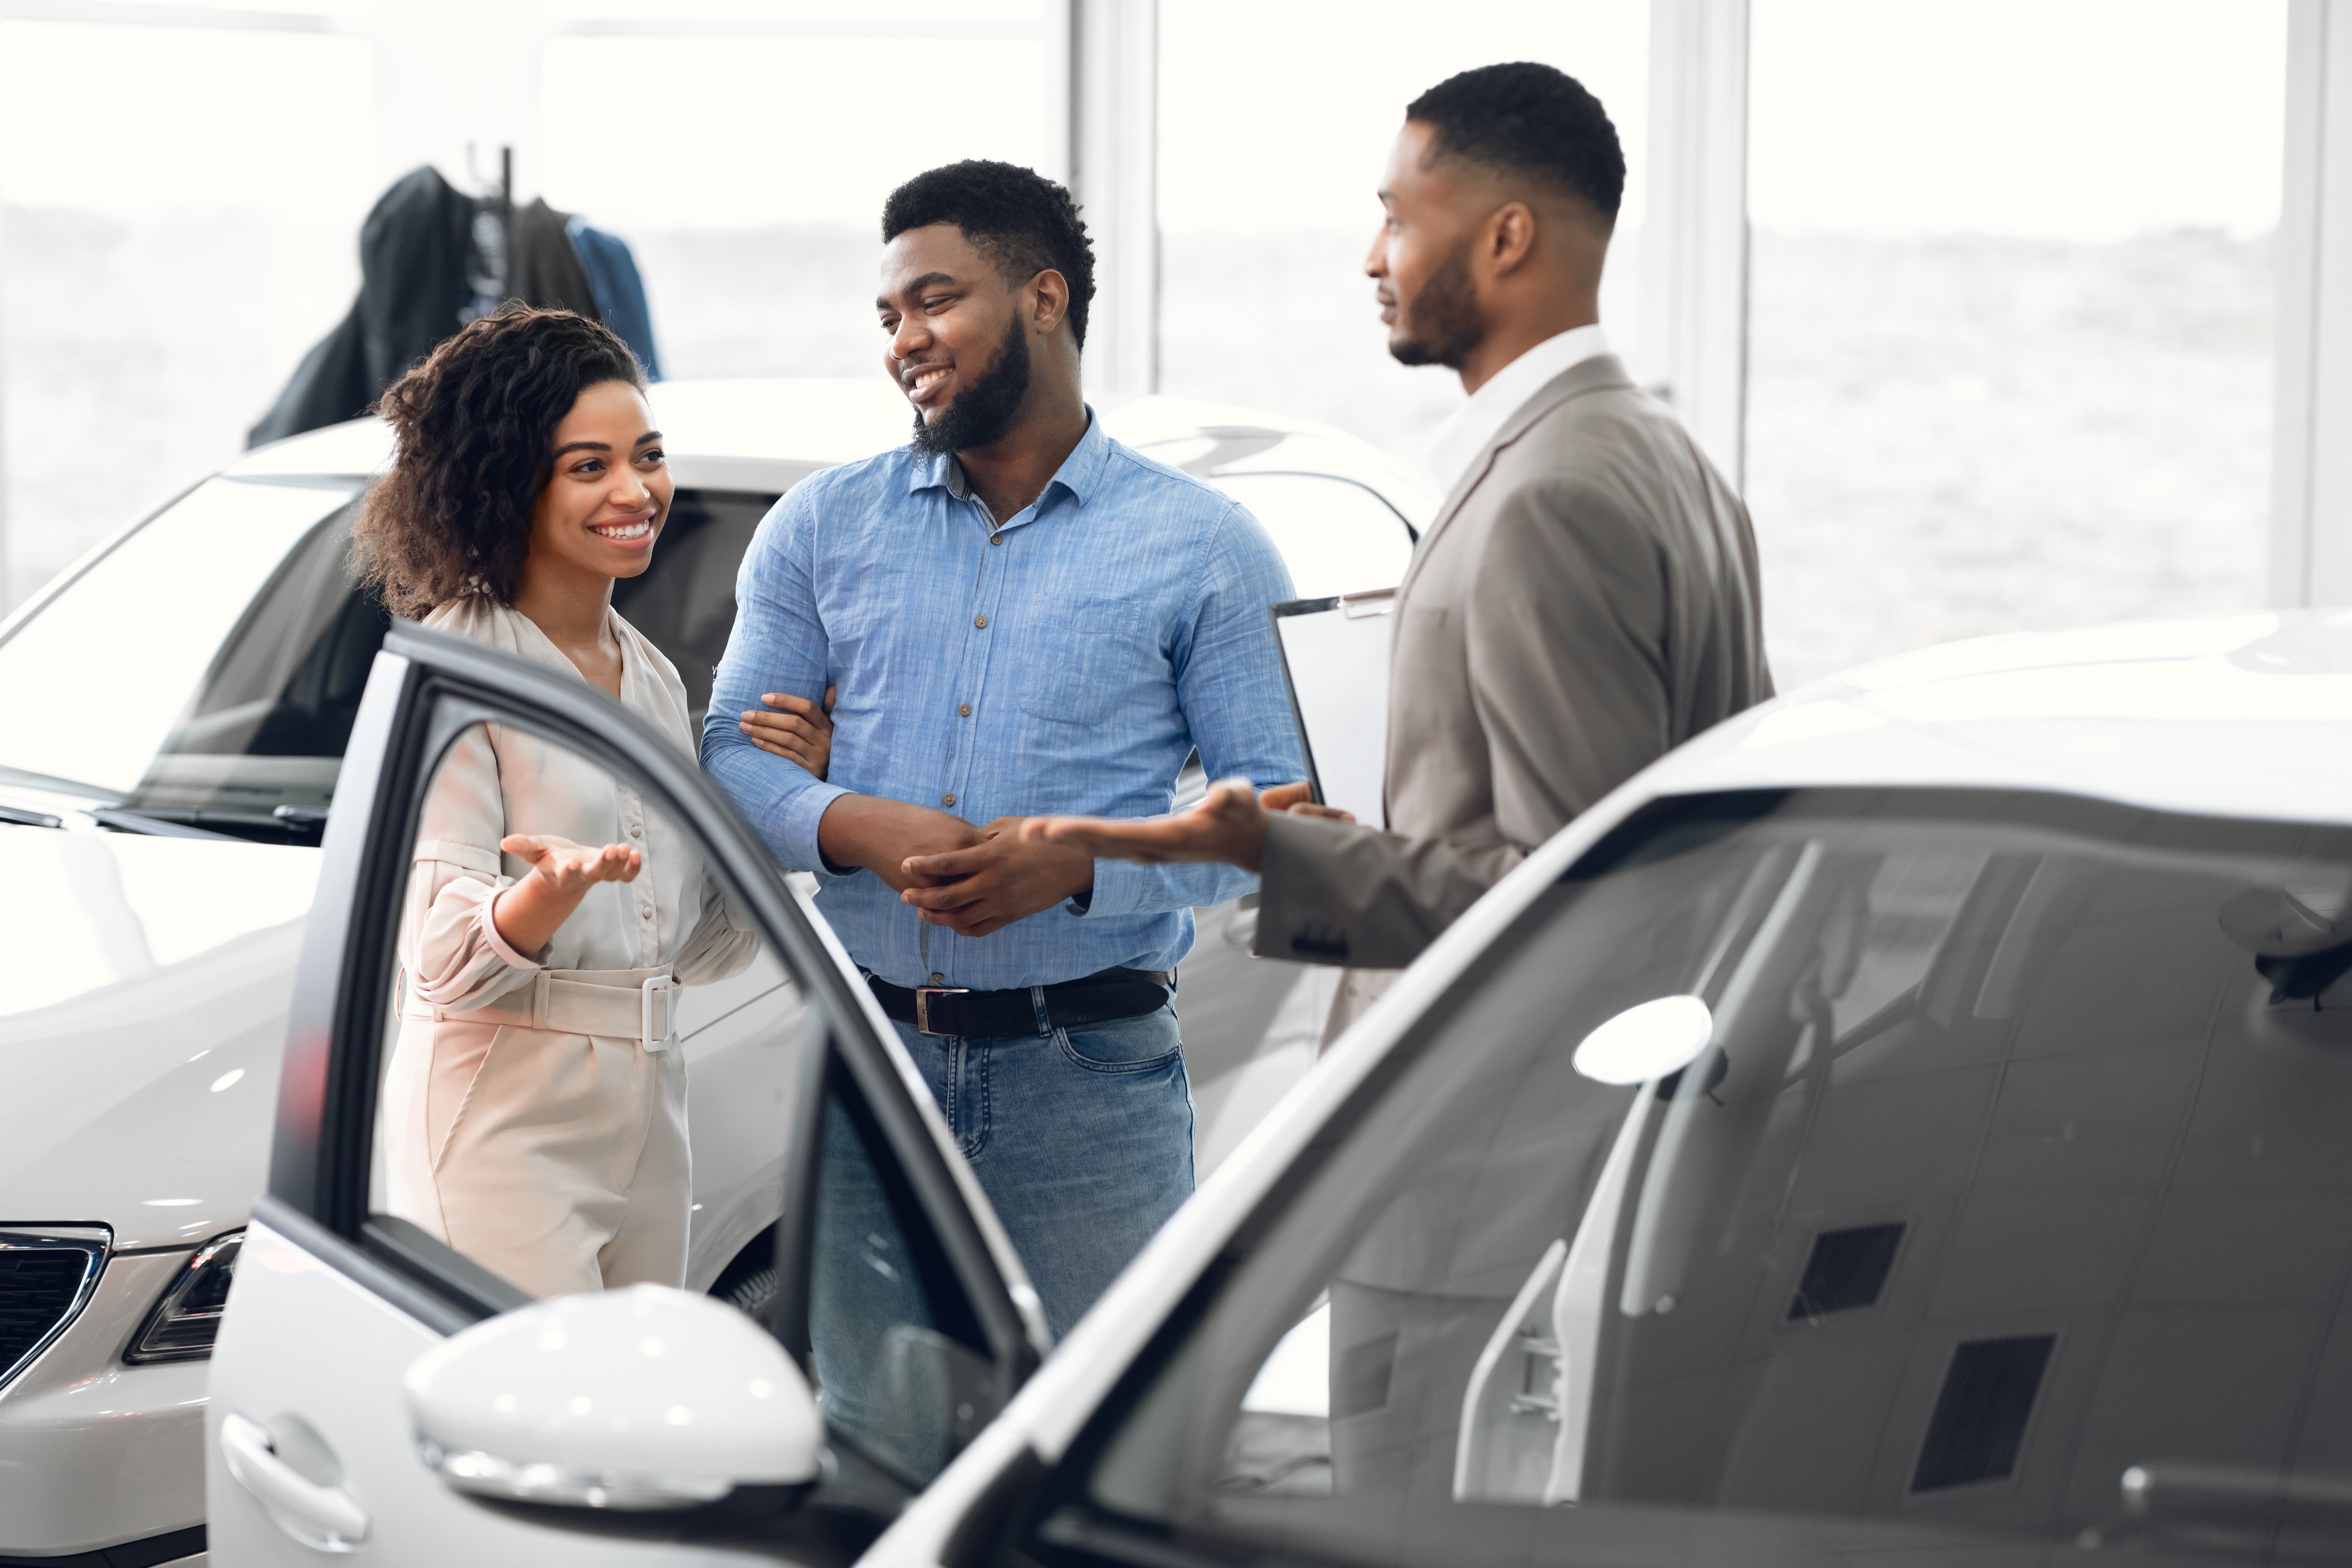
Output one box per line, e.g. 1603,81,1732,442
1069,787,2352,1568
0,480,777,844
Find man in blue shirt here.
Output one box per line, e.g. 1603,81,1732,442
701,161,1301,1344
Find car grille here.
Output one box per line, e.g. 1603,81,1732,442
0,1229,110,1390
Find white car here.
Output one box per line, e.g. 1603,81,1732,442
0,379,1435,1564
209,610,2352,1568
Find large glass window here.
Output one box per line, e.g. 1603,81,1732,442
1746,1,2289,687
0,2,1052,617
537,1,1055,383
1158,1,1650,462
0,9,376,614
1065,786,2352,1567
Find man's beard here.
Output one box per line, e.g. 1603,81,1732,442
911,313,1032,455
1387,242,1485,369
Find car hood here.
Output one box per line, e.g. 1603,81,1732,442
0,825,318,1250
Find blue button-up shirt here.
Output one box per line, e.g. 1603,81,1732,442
701,411,1303,990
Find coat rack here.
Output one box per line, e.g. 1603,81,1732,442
462,143,516,320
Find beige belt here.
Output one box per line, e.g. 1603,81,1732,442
400,967,677,1051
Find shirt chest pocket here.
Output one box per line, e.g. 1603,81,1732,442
1015,594,1163,730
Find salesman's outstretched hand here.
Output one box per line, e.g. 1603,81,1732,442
1024,780,1332,873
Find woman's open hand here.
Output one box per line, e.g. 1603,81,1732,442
740,686,836,778
502,834,642,891
491,834,643,955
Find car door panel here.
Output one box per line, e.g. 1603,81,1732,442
210,1218,758,1566
210,628,1044,1566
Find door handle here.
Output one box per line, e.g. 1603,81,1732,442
220,1411,371,1552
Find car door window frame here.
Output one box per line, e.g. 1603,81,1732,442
999,788,2352,1568
261,623,1046,1407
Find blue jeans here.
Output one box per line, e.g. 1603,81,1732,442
808,1004,1193,1480
894,1003,1194,1337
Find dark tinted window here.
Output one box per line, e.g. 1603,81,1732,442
609,488,775,719
810,1072,1001,1488
1065,789,2352,1568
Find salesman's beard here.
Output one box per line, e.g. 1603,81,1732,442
1387,242,1486,369
911,313,1032,456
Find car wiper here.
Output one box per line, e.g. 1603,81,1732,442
0,803,63,829
0,761,113,799
86,806,240,841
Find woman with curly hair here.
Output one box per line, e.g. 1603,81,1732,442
362,307,814,1296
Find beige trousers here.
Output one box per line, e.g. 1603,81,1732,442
381,1015,690,1298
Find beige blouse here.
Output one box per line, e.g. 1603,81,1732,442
402,597,755,1017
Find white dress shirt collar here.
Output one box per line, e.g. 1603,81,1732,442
1424,323,1613,492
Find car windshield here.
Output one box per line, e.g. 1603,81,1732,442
0,478,368,822
0,479,776,844
1078,787,2352,1568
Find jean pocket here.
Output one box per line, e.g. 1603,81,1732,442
1055,1008,1181,1074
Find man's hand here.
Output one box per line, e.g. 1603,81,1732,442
1023,780,1329,872
816,795,982,890
737,686,836,777
898,817,1097,937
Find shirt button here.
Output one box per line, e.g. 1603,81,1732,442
640,906,654,921
942,792,957,807
957,704,971,717
990,533,1004,545
973,614,988,629
628,822,642,838
930,973,946,985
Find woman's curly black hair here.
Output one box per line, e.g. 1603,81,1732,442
354,306,645,619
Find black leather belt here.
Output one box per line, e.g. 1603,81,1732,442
867,967,1174,1038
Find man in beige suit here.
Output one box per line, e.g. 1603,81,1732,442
1034,62,1769,998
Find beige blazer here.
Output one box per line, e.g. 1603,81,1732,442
1255,354,1771,970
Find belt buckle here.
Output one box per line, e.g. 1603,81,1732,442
914,986,969,1037
640,974,676,1053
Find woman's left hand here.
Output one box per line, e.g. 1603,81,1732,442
490,834,645,955
740,686,836,778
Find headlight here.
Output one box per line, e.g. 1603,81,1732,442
125,1230,242,1363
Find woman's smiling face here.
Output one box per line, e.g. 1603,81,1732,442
527,379,672,584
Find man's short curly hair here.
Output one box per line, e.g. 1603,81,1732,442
1407,63,1625,227
354,307,645,619
881,160,1097,348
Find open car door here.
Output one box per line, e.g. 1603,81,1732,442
206,626,1047,1566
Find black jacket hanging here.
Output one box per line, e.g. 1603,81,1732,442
248,166,475,447
247,174,622,447
509,198,600,320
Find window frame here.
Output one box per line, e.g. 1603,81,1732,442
262,623,1048,1411
1013,785,2352,1568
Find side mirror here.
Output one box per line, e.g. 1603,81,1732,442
404,1284,824,1512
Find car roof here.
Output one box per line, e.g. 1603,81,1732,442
220,379,1444,525
223,377,914,491
1650,612,2352,827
